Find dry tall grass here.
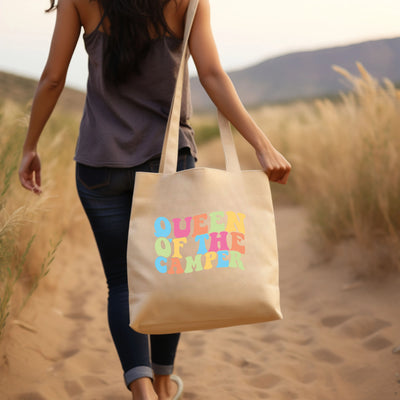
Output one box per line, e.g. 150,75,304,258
250,64,400,276
0,100,81,338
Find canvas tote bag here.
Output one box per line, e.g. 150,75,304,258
127,0,282,334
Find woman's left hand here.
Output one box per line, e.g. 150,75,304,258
256,145,291,185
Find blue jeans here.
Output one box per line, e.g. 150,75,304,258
75,148,195,388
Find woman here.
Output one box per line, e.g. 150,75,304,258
19,0,291,399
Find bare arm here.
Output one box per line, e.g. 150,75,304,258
189,0,291,184
19,0,81,193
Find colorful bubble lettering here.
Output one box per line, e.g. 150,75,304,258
153,211,246,274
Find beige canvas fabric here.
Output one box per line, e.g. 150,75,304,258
127,0,282,334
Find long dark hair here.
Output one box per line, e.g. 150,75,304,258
47,0,175,84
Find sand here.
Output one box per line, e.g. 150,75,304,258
0,201,399,400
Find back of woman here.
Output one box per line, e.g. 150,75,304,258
73,0,197,167
19,1,291,399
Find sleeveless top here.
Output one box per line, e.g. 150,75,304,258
74,25,197,168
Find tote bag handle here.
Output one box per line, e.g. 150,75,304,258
159,0,241,174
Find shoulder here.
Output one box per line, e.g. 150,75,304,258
56,0,78,10
176,0,208,13
55,0,81,19
68,0,102,32
68,0,98,18
51,0,82,27
166,0,190,19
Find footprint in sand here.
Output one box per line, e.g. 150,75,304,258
64,312,94,321
337,315,391,339
60,348,80,359
64,380,84,397
320,314,352,328
240,359,262,376
312,348,344,364
294,336,313,346
363,334,393,351
220,351,262,377
248,373,282,389
261,333,282,343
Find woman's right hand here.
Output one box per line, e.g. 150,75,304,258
17,0,82,196
19,150,42,194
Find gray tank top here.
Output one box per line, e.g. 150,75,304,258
74,27,197,167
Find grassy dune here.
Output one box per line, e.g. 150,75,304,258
251,64,400,275
0,98,81,339
0,63,399,339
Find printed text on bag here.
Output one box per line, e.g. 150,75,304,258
154,211,246,274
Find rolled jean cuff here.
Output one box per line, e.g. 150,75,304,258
124,366,154,388
152,362,174,375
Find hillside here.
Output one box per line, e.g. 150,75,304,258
0,71,85,114
191,36,400,110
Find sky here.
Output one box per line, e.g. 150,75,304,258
0,0,399,91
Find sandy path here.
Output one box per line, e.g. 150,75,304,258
1,204,399,399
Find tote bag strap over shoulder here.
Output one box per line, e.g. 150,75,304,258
159,0,241,174
129,0,282,334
